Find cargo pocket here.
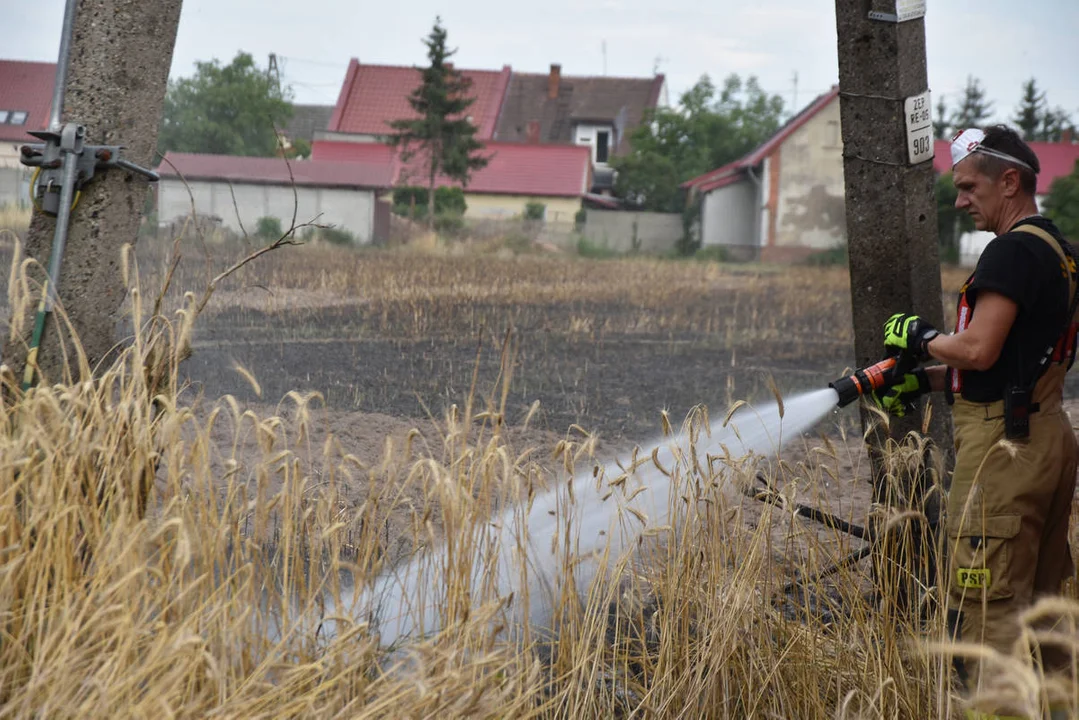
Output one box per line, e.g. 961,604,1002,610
947,513,1021,603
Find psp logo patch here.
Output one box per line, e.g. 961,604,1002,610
957,568,991,590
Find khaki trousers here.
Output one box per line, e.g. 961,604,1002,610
947,365,1079,696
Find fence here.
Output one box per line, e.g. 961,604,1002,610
579,209,683,254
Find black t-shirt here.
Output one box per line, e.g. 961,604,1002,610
952,216,1074,403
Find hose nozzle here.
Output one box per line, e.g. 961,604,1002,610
829,357,899,408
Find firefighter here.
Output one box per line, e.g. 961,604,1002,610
875,125,1079,708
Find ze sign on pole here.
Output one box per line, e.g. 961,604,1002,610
905,90,934,164
895,0,926,21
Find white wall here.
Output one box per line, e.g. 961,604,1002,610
774,96,846,250
701,178,758,260
574,123,614,164
581,209,683,253
158,179,375,242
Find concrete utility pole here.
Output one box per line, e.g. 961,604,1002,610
3,0,183,385
834,0,952,620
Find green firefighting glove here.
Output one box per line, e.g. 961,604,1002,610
883,313,940,362
871,367,930,417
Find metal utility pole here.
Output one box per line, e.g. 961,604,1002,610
4,0,183,387
834,0,952,622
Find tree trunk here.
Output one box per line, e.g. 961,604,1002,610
3,0,183,386
427,164,437,231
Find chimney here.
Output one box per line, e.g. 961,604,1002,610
1063,128,1074,144
548,63,561,99
526,120,541,144
444,62,454,71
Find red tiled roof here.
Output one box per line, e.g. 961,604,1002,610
0,60,56,142
328,60,511,139
933,138,1079,195
157,152,394,188
682,86,841,191
309,139,395,164
697,166,747,194
394,142,591,197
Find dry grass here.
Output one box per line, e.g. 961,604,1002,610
0,231,1074,719
0,205,31,235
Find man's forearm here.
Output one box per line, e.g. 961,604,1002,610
926,332,998,371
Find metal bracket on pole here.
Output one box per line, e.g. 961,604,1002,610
13,0,159,391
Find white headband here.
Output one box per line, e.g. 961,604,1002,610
950,128,1035,171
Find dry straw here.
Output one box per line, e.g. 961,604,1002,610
0,223,1073,717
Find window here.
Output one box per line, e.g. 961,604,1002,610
596,130,610,163
0,111,28,125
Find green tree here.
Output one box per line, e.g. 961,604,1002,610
523,201,546,221
1009,78,1075,142
159,52,293,157
611,74,785,212
287,138,312,159
950,76,994,131
1037,106,1076,142
934,94,950,140
1044,160,1079,240
387,17,489,227
1013,78,1046,140
936,171,974,264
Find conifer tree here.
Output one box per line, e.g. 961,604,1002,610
387,18,489,226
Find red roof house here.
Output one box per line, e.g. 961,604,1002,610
0,60,56,146
681,85,1079,263
327,60,512,140
318,59,666,199
682,87,841,196
680,86,843,262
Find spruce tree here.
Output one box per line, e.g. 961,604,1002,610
1038,106,1076,142
1012,78,1046,140
933,94,949,140
387,18,489,226
949,76,994,131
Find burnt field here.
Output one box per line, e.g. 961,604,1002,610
165,243,871,445
0,234,983,446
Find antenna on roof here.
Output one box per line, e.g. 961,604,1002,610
268,53,281,91
653,55,667,76
602,40,607,76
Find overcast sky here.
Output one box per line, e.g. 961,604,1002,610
6,0,1078,125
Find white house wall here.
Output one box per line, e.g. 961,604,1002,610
774,96,846,250
158,179,375,242
701,178,757,260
